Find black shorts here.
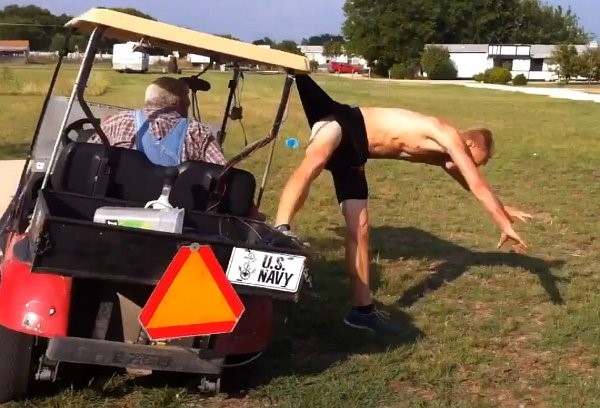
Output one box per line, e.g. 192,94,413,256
329,164,368,203
295,74,370,203
325,105,369,203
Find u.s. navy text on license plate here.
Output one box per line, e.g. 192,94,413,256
225,248,306,293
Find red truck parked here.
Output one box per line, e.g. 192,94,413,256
327,61,364,73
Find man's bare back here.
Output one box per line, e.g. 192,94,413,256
361,107,448,161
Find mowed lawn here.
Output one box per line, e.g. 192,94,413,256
1,65,600,407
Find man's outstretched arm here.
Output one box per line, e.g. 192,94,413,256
441,155,533,223
428,120,527,251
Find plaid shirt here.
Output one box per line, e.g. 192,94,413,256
91,106,226,165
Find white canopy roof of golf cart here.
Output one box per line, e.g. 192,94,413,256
65,8,312,73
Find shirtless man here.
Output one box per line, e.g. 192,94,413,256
274,74,531,334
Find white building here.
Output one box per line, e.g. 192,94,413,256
297,44,369,68
427,44,488,79
427,43,596,81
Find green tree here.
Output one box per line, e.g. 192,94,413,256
550,43,580,83
0,4,69,50
420,45,450,75
274,40,302,55
341,0,590,73
577,47,600,82
0,5,158,52
435,0,523,44
252,37,275,46
49,32,66,52
323,40,344,59
513,1,589,43
342,0,441,71
301,34,344,45
421,46,457,79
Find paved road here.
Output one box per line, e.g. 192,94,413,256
334,73,600,103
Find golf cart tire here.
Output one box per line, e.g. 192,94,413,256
197,376,220,394
0,325,34,403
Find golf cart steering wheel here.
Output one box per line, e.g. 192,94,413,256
61,117,102,146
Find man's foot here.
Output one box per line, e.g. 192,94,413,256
275,224,310,247
343,307,401,334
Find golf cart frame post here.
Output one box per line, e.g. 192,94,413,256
41,26,108,191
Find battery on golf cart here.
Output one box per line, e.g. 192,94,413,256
93,206,184,234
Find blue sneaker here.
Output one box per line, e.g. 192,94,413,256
343,308,402,334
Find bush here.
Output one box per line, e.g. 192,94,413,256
512,73,528,86
421,45,450,74
309,60,319,72
427,59,458,80
473,73,485,82
389,63,409,79
482,67,512,84
420,45,458,80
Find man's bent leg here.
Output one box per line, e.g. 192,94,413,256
274,119,341,228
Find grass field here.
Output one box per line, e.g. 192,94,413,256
1,65,600,407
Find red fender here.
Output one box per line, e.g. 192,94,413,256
212,295,273,355
0,233,72,337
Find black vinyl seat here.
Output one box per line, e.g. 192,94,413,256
50,142,256,217
51,142,165,203
170,161,256,217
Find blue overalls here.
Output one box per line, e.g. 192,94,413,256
133,110,189,167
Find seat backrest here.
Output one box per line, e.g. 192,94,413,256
170,161,256,217
51,142,165,203
51,142,257,216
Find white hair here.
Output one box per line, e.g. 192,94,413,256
144,76,189,109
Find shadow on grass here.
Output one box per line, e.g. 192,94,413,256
16,225,566,405
216,247,425,398
315,226,567,306
218,225,567,400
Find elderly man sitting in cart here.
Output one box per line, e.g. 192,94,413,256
91,76,264,220
92,76,225,166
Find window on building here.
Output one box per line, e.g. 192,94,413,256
493,58,513,70
530,58,544,71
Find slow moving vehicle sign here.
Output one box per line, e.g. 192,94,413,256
139,244,245,340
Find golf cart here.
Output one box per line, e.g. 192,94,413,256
0,8,313,402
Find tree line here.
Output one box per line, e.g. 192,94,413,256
342,0,592,75
0,5,312,55
0,5,157,52
551,43,600,83
1,2,595,79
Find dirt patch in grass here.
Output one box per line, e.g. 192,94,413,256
389,379,438,402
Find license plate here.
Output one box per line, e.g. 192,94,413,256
225,248,306,293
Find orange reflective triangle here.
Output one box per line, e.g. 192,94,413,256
139,245,245,340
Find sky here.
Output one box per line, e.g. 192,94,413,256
1,0,598,42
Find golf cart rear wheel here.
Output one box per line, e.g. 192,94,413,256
197,376,220,394
0,324,34,403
